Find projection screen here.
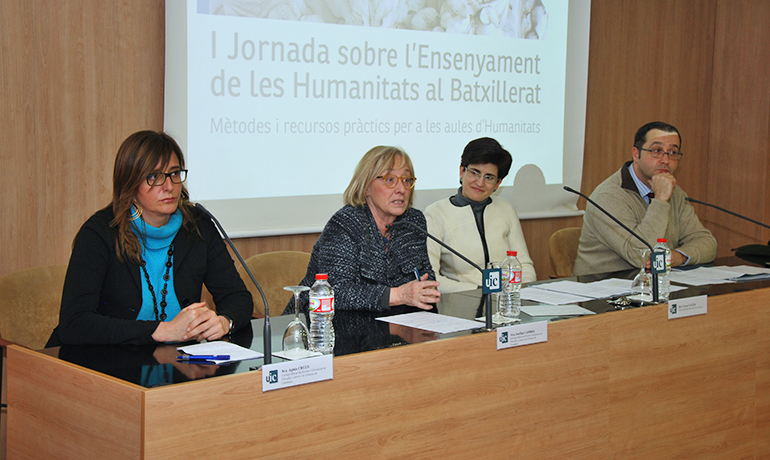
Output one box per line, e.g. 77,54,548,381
165,0,590,237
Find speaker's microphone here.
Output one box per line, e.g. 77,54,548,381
685,197,770,264
195,203,272,365
386,220,493,329
564,186,659,303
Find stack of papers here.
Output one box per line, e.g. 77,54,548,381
670,265,770,286
521,278,635,304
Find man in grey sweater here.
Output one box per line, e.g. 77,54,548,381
573,121,716,276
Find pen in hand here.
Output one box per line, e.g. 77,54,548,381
413,268,421,281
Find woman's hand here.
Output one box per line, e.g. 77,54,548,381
151,302,229,342
391,273,441,310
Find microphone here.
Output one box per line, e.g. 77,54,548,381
564,186,660,303
685,197,770,264
386,220,493,330
195,203,272,365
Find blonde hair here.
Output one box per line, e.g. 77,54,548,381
343,146,415,208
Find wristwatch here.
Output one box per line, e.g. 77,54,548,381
222,315,234,335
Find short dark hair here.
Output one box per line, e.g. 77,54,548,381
633,121,682,150
460,137,513,180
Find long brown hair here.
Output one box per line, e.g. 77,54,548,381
110,131,197,264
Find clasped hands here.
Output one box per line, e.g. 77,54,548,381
151,302,230,343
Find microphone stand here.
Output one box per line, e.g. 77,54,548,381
564,186,660,303
196,203,272,364
387,220,493,330
685,197,770,265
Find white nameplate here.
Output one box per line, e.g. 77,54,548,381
668,295,708,320
262,354,333,392
497,321,548,350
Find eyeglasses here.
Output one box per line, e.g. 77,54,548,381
376,174,416,189
639,148,683,161
464,167,498,184
146,169,188,187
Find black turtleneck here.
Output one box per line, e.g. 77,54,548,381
449,187,492,266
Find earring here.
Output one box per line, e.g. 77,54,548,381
130,203,142,221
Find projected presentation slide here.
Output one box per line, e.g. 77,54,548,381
166,0,588,235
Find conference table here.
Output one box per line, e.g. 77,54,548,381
5,261,770,459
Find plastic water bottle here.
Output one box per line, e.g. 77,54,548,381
499,250,522,321
308,273,335,354
653,238,672,301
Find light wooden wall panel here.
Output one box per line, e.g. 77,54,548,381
3,0,770,283
0,1,36,280
31,0,166,268
705,0,770,254
581,0,717,208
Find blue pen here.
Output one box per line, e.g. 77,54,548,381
413,268,421,281
176,355,231,361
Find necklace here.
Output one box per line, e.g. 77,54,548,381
139,243,174,321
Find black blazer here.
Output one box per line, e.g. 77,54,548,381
47,206,253,346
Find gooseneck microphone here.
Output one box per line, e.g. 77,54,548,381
685,197,770,264
564,186,659,303
685,197,770,232
386,220,493,330
195,203,272,364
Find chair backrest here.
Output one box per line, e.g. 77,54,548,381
237,251,311,318
549,227,582,278
0,265,67,349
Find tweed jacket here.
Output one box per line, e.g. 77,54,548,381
285,205,435,313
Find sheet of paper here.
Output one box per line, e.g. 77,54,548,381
177,341,263,364
520,286,594,305
273,348,323,361
669,267,738,286
375,312,482,334
520,304,595,317
716,265,770,280
532,280,607,298
587,278,636,297
529,279,634,299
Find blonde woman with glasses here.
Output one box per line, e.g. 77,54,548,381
285,146,440,315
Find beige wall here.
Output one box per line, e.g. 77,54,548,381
2,0,769,281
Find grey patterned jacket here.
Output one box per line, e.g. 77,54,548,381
284,204,436,313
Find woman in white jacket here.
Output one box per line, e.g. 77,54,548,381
424,138,536,293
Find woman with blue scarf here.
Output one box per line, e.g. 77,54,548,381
48,131,253,346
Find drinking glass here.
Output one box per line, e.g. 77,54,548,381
630,248,652,302
282,285,310,353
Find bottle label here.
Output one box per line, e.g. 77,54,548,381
508,270,522,284
310,296,334,313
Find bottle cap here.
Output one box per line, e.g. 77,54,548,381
657,238,667,243
315,273,328,280
507,250,517,256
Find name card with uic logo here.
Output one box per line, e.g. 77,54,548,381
497,321,548,350
668,295,707,320
262,354,333,392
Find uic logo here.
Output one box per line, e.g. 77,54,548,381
266,369,278,384
499,331,509,344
